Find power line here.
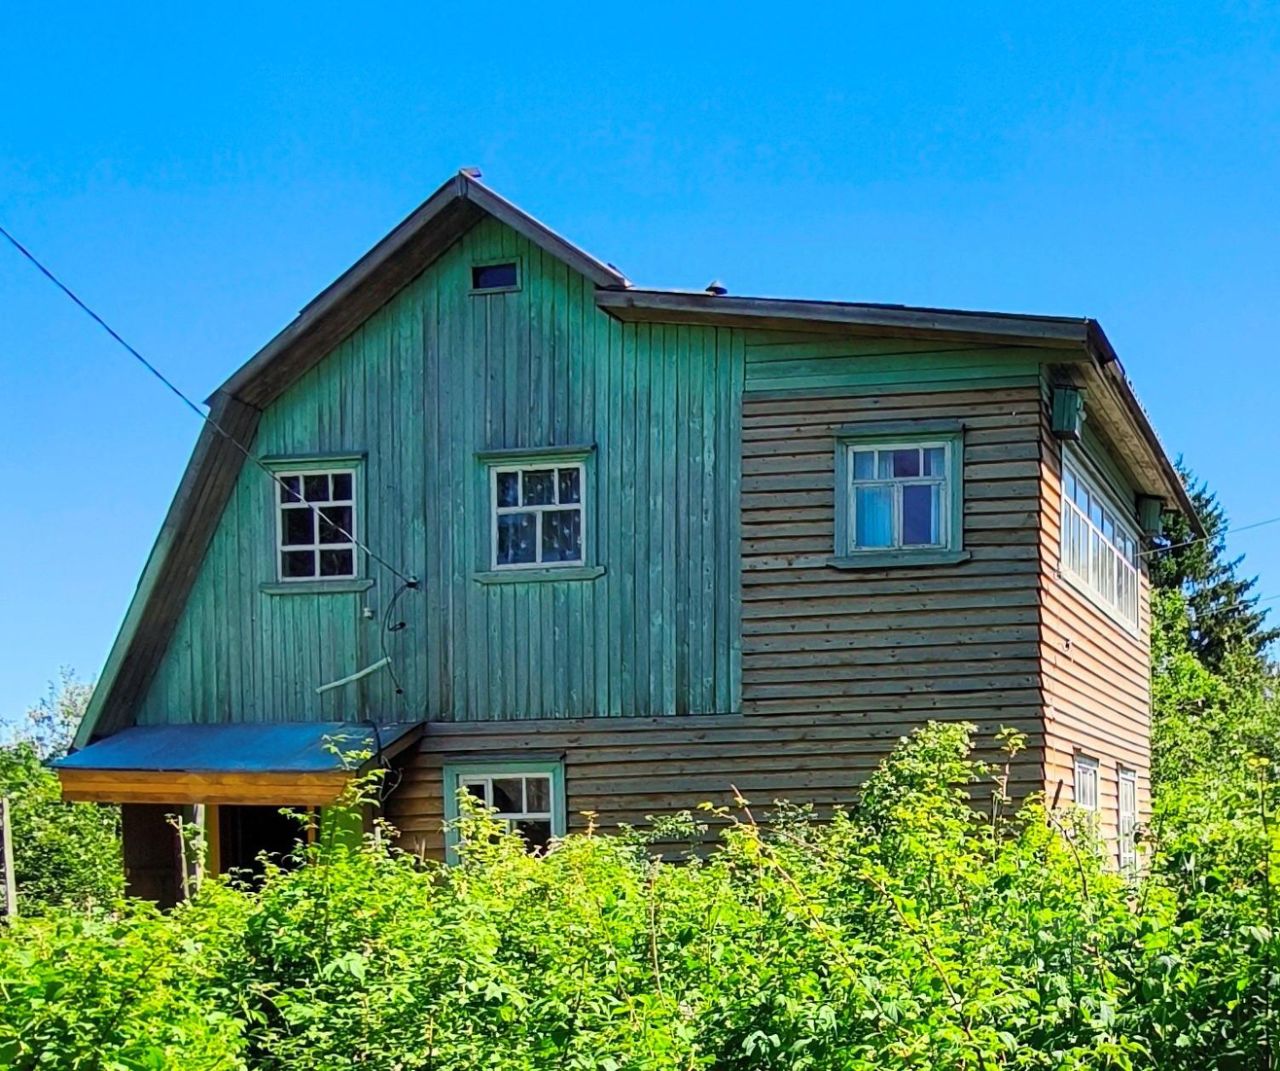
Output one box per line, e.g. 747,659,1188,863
0,223,419,588
1142,513,1280,558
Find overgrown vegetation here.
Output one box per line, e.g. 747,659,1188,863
1,683,1276,1069
0,671,122,912
0,475,1277,1068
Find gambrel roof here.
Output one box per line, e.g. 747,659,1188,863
74,169,1199,748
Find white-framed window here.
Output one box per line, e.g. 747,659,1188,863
848,441,950,550
491,464,584,569
1060,452,1141,628
1118,766,1138,872
443,760,567,860
276,469,357,581
1074,753,1100,812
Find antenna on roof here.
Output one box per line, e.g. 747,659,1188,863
705,280,728,296
459,166,483,179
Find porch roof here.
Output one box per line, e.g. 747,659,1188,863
53,721,424,805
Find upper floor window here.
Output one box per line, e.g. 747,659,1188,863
492,464,584,569
833,422,965,565
277,469,357,581
1060,452,1140,628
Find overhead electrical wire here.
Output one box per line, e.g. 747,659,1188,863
1142,512,1280,558
0,222,419,589
7,224,1275,637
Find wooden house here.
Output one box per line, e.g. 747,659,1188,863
56,171,1198,900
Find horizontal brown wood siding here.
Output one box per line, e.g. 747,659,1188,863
737,381,1047,770
1037,402,1152,848
385,715,1044,858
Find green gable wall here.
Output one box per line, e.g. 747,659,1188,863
137,216,744,724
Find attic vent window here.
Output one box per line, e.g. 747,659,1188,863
471,261,519,292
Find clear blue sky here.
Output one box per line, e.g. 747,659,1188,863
2,3,1278,718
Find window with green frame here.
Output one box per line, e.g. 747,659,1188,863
443,759,567,861
833,421,967,566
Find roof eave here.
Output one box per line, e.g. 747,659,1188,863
596,288,1093,348
1084,321,1204,536
598,290,1198,530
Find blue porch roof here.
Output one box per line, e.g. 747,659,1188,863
54,722,423,774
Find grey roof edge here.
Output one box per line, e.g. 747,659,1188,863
74,391,261,750
1084,322,1203,536
595,287,1093,344
598,289,1197,530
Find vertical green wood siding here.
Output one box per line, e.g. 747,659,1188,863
137,216,743,724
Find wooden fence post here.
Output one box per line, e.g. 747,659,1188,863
1,796,16,920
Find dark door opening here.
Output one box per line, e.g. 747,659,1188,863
218,805,306,880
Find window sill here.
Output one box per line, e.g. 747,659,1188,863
827,550,972,570
260,578,375,595
473,565,606,585
1056,570,1142,638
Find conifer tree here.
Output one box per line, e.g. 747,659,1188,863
1149,461,1278,669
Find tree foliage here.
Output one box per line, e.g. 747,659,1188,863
1149,460,1279,668
0,672,123,912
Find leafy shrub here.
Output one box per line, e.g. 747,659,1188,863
6,719,1271,1071
0,671,123,912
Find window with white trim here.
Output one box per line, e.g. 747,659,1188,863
841,441,954,551
1074,754,1100,812
491,464,584,568
1118,766,1138,872
1060,454,1140,628
444,760,566,859
277,469,357,580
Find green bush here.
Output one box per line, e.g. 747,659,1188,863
0,672,124,913
3,717,1274,1071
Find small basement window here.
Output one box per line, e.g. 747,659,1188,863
276,469,357,580
491,463,584,569
1074,754,1100,812
471,261,519,292
444,760,567,861
1118,766,1138,872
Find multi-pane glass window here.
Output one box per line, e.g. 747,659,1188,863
458,771,556,851
492,464,584,568
1061,458,1140,628
1118,766,1138,872
277,470,356,580
1074,754,1100,812
845,442,951,550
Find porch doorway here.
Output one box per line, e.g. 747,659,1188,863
217,805,307,880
